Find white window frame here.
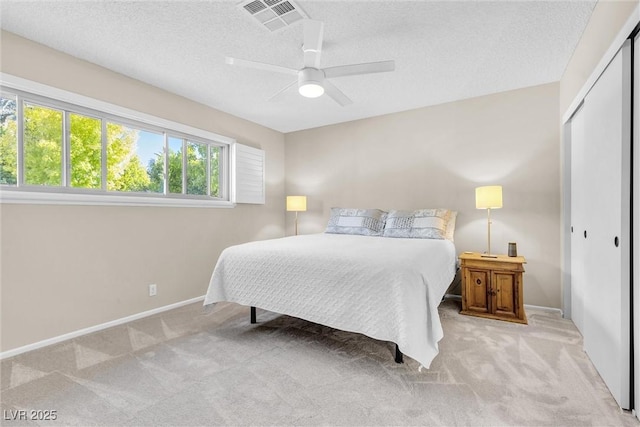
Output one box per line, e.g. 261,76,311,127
0,73,236,208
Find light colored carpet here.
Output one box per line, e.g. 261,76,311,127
0,299,637,426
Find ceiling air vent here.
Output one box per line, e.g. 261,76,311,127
239,0,308,32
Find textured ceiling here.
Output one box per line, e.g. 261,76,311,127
0,1,596,133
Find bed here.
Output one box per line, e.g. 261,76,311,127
204,208,457,368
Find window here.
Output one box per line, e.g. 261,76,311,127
210,145,221,198
167,136,183,194
0,84,232,207
186,140,206,196
106,123,163,193
70,112,101,189
24,102,63,186
0,94,17,185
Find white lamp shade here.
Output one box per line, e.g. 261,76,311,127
475,186,503,209
286,196,307,212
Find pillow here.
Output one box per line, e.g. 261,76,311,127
325,208,388,236
445,210,458,241
383,209,456,240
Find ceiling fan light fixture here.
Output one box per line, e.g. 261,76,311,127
299,82,324,98
225,20,394,106
298,67,325,98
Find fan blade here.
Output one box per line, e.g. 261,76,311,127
323,80,353,106
268,80,298,102
225,57,298,76
323,60,395,79
303,20,324,69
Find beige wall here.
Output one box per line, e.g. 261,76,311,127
285,83,561,308
0,31,286,352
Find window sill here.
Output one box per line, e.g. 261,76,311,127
0,189,235,208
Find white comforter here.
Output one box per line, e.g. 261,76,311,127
204,233,457,368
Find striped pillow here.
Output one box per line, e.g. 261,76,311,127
325,208,387,236
383,209,456,240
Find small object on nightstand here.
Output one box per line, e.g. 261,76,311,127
459,252,527,324
508,242,517,257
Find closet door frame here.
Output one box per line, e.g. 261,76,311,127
561,11,639,414
633,26,639,422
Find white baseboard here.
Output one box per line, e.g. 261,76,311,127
0,296,205,360
443,294,563,316
524,303,563,317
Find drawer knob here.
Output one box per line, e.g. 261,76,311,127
476,279,482,285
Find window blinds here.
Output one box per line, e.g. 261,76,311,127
234,143,265,204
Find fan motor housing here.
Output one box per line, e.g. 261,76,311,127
299,67,324,86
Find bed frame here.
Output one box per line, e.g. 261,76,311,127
249,306,404,363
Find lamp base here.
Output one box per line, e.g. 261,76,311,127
481,254,498,258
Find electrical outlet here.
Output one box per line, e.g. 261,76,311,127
149,284,157,297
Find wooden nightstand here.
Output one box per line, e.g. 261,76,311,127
459,252,527,324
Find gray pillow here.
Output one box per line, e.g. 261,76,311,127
325,208,388,236
383,209,456,240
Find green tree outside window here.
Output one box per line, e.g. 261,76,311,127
0,97,221,196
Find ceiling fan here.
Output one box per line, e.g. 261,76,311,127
225,20,395,106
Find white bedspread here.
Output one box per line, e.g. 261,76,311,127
204,233,457,368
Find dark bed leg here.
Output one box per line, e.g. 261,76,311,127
395,344,404,364
250,306,257,324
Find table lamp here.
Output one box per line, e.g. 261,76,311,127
475,185,502,257
286,196,307,235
